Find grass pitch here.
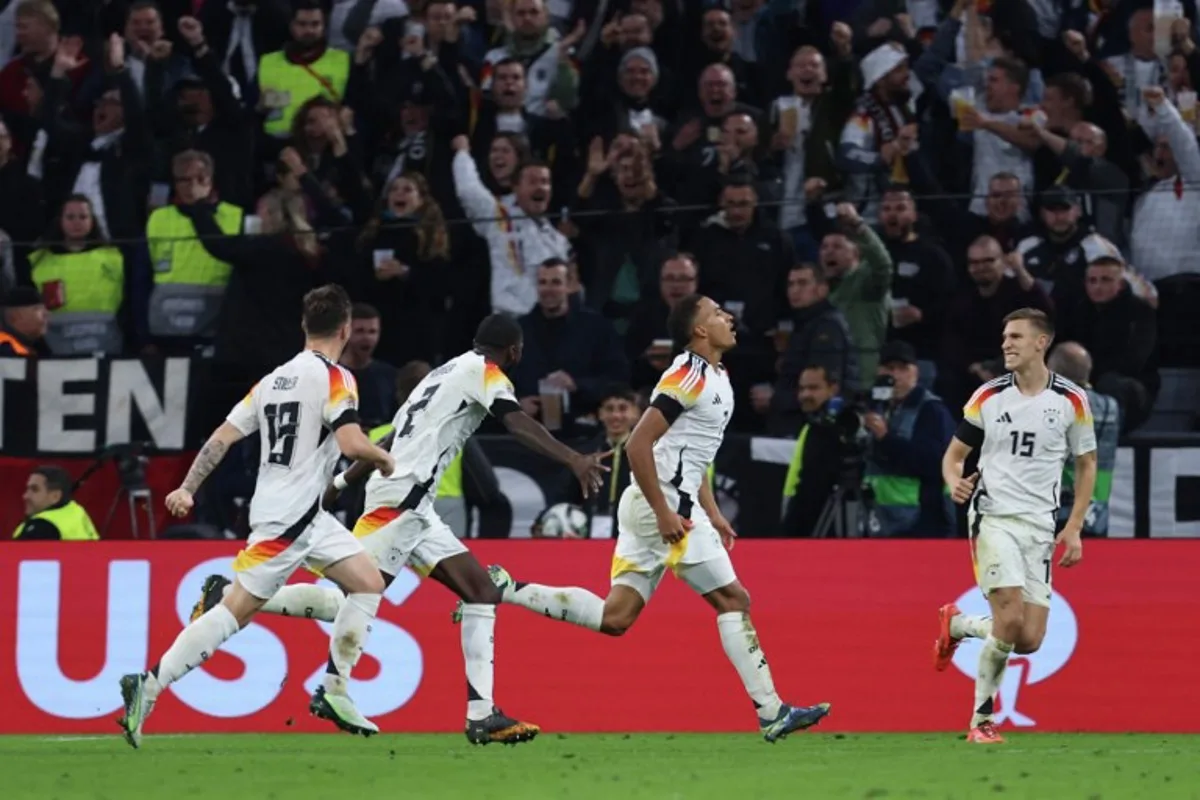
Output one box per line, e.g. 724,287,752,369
4,733,1197,799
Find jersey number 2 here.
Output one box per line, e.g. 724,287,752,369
265,401,300,467
397,384,440,438
1009,431,1036,458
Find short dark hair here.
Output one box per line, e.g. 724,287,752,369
801,364,840,387
599,385,638,406
515,159,551,182
791,262,827,285
540,257,568,270
474,313,523,350
351,302,379,321
127,0,160,17
667,293,706,352
302,284,352,338
493,57,525,76
1045,72,1090,109
1003,307,1055,338
292,0,323,18
990,56,1030,95
32,465,72,498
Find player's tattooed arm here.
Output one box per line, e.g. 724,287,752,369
180,421,244,494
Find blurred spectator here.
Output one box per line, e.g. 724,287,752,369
687,6,761,109
510,258,629,429
199,0,290,105
29,195,125,355
625,252,697,392
565,384,638,522
1131,86,1200,281
451,133,568,315
1028,117,1129,250
480,0,582,117
1048,341,1121,537
0,1,89,156
686,174,791,344
169,16,257,209
145,149,243,347
840,42,915,221
339,303,399,429
0,118,46,278
468,56,574,171
769,27,858,261
862,341,955,538
258,1,353,143
761,262,857,437
877,185,954,387
12,465,98,540
944,235,1051,407
1056,242,1159,433
573,135,677,329
780,364,845,536
664,64,761,198
1104,7,1163,120
1016,185,1091,302
39,34,151,244
908,164,1032,271
0,286,48,356
79,1,188,108
960,56,1038,219
356,172,453,366
809,201,892,382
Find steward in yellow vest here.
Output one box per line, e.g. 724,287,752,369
146,150,243,339
258,4,350,139
30,241,125,356
12,466,99,541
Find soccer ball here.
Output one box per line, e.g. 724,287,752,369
535,503,589,538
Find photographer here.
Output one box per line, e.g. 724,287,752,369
780,365,856,536
862,342,956,538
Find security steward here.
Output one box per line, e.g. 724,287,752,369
780,364,849,535
258,1,351,140
0,287,50,356
145,149,243,346
13,466,99,540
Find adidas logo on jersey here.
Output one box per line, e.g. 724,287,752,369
995,412,1013,424
712,395,722,405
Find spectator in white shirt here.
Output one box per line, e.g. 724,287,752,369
451,133,570,316
958,56,1039,218
1104,8,1166,120
1131,86,1200,282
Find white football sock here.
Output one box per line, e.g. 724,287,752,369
717,611,783,721
971,635,1014,728
322,593,381,696
950,614,993,640
146,604,240,701
461,604,496,721
254,583,343,621
503,582,603,631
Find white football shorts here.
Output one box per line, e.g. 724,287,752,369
610,487,737,601
969,512,1055,607
233,506,364,600
352,504,468,578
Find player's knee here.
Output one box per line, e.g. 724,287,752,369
462,578,502,605
599,611,634,636
1015,629,1045,654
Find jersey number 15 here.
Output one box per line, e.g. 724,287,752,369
1009,430,1036,458
265,401,301,467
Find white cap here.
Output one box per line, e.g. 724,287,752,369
860,43,908,91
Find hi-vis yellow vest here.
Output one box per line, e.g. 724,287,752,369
12,501,99,540
258,48,350,138
369,424,463,499
146,203,243,338
30,246,125,355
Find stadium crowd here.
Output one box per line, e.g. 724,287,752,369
2,0,1199,539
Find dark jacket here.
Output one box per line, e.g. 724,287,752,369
510,307,630,415
780,406,845,536
1057,284,1161,400
770,299,858,435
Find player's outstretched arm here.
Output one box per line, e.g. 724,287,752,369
499,408,607,497
942,436,978,505
334,424,395,475
166,421,245,517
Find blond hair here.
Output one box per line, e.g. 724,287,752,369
260,189,319,259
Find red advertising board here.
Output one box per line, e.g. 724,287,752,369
1,541,1197,734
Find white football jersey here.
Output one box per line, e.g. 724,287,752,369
962,372,1097,528
365,351,519,513
646,351,733,514
227,350,359,534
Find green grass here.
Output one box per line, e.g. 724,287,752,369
4,733,1198,799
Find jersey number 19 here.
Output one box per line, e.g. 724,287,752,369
266,401,300,467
